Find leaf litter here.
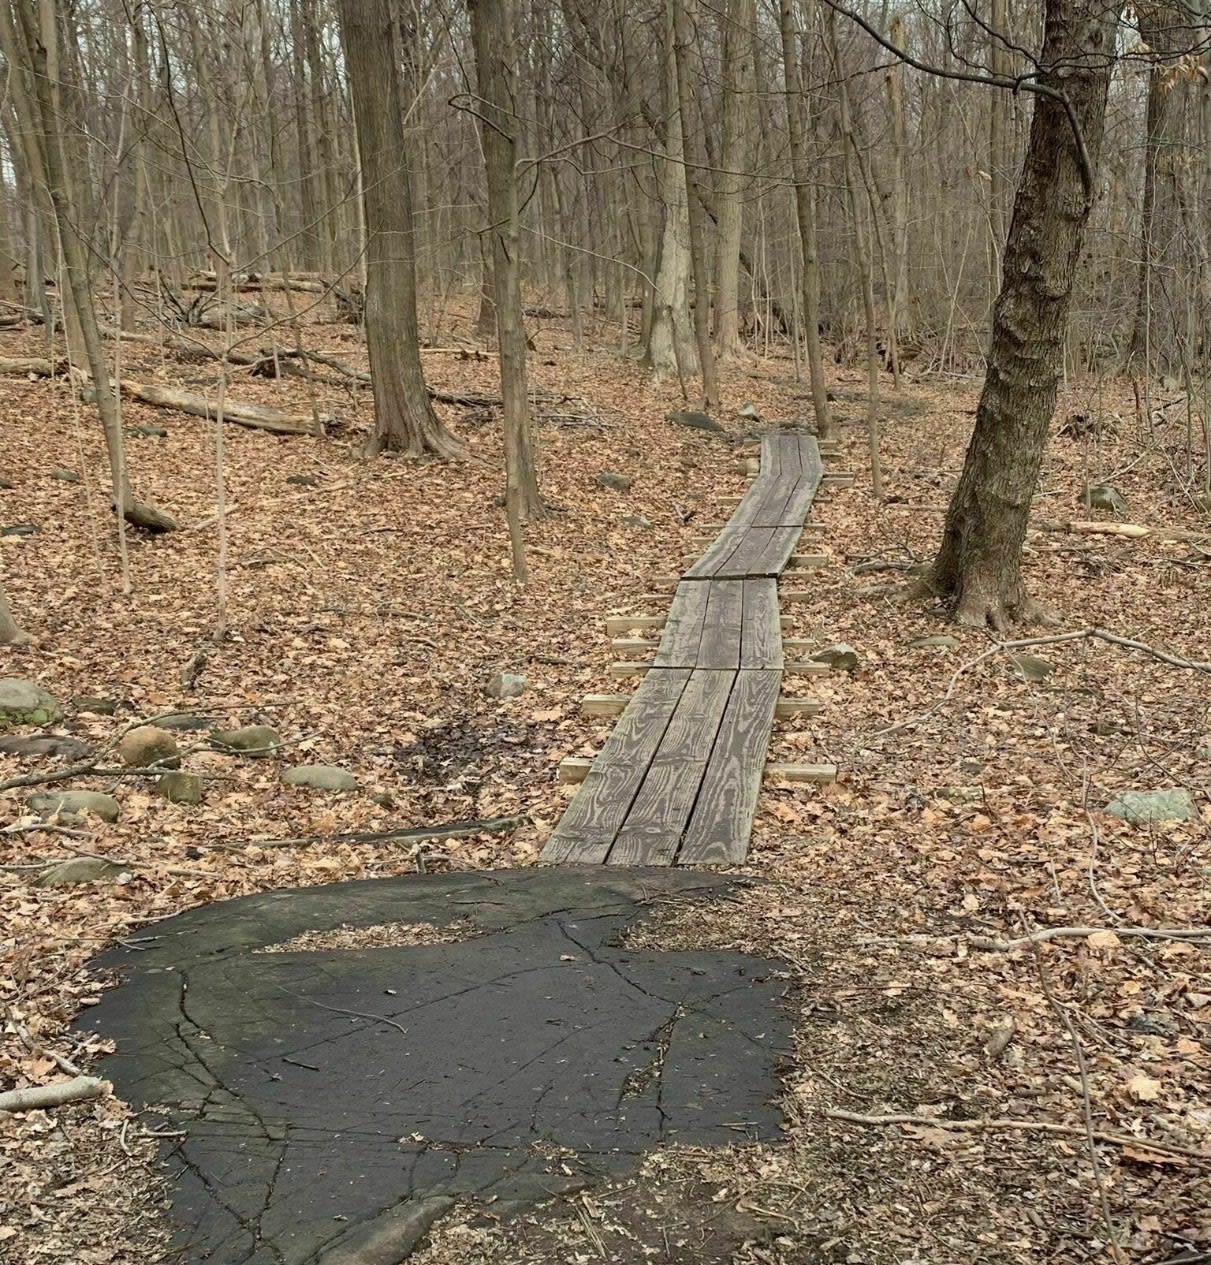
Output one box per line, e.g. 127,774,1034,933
1,312,1208,1264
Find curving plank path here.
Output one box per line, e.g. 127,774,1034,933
542,432,827,867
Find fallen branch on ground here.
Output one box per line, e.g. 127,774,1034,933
823,1110,1207,1161
1038,519,1211,544
0,1076,108,1113
120,380,327,436
216,813,527,851
969,925,1211,951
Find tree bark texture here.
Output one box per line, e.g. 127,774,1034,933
337,0,459,458
930,0,1118,629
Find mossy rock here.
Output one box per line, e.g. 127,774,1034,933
210,725,283,757
117,725,181,769
0,679,61,729
1080,484,1128,514
667,410,726,435
156,772,205,804
27,789,121,822
1105,788,1195,824
282,765,359,792
1010,654,1054,683
596,471,633,492
35,856,129,887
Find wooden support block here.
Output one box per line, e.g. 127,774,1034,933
651,575,682,588
611,637,654,659
607,661,651,678
765,762,838,783
780,589,812,604
775,696,824,718
818,441,841,456
605,614,666,634
783,638,817,653
779,615,793,630
559,757,592,783
783,660,831,676
821,471,855,487
690,535,715,549
787,553,828,570
581,694,629,717
638,594,673,603
716,494,743,506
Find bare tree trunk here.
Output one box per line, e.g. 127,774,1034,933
929,0,1118,629
337,0,459,457
778,0,829,437
468,0,544,579
0,574,31,646
713,0,755,360
646,1,698,382
671,0,718,405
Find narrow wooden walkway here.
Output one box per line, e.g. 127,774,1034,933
542,432,830,867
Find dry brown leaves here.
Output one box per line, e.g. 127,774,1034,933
1,313,1208,1264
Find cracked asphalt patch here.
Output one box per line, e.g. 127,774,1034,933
83,868,792,1265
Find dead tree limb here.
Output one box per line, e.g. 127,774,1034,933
0,1076,108,1113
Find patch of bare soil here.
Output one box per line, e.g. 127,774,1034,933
2,309,1208,1264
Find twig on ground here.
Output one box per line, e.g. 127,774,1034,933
968,925,1211,951
214,813,527,852
0,1076,108,1113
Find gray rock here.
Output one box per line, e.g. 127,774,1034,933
1081,483,1128,514
49,467,81,484
117,725,181,769
1010,654,1054,683
35,856,129,887
0,733,91,760
72,695,118,715
286,474,320,487
909,634,957,648
158,713,215,732
1104,788,1196,824
1,524,38,537
282,764,359,792
596,471,633,492
127,424,168,438
485,672,527,700
0,679,61,728
156,772,205,804
667,409,726,435
0,477,13,489
210,725,282,757
27,789,121,822
736,403,762,422
621,514,652,530
811,644,859,672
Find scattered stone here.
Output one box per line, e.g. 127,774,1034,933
210,725,282,757
117,725,182,769
595,471,633,492
127,424,168,438
1091,718,1123,736
72,695,119,715
35,857,130,887
1010,654,1054,683
736,403,762,421
485,672,527,700
27,789,121,822
0,477,13,489
811,644,859,672
1,524,38,537
621,514,652,530
667,409,726,435
0,679,61,727
369,791,394,809
0,734,91,759
157,713,215,732
156,772,206,805
282,764,359,792
286,474,320,487
1081,483,1128,514
49,467,81,483
1104,788,1196,824
909,634,957,648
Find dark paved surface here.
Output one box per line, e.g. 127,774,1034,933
83,868,791,1264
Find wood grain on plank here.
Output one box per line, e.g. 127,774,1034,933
740,579,783,668
696,581,744,669
541,668,690,863
679,670,782,864
652,582,712,667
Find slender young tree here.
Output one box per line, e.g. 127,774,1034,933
337,0,460,457
0,573,31,646
928,0,1119,628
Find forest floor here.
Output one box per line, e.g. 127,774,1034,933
0,300,1209,1265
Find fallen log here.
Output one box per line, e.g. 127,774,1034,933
119,380,327,436
101,325,260,366
0,355,68,376
0,1075,108,1113
1038,519,1210,543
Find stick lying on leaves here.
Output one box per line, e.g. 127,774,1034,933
823,1110,1207,1162
0,1076,109,1113
215,813,527,851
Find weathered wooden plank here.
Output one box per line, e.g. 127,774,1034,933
652,581,712,667
581,694,630,717
740,579,782,669
605,614,665,634
542,668,691,864
609,669,734,865
695,581,744,669
710,526,801,578
679,670,782,864
766,763,838,783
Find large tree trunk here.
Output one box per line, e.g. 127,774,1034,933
336,0,459,458
468,0,544,568
929,0,1119,629
0,575,31,646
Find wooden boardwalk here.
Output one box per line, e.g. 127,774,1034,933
542,433,830,867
